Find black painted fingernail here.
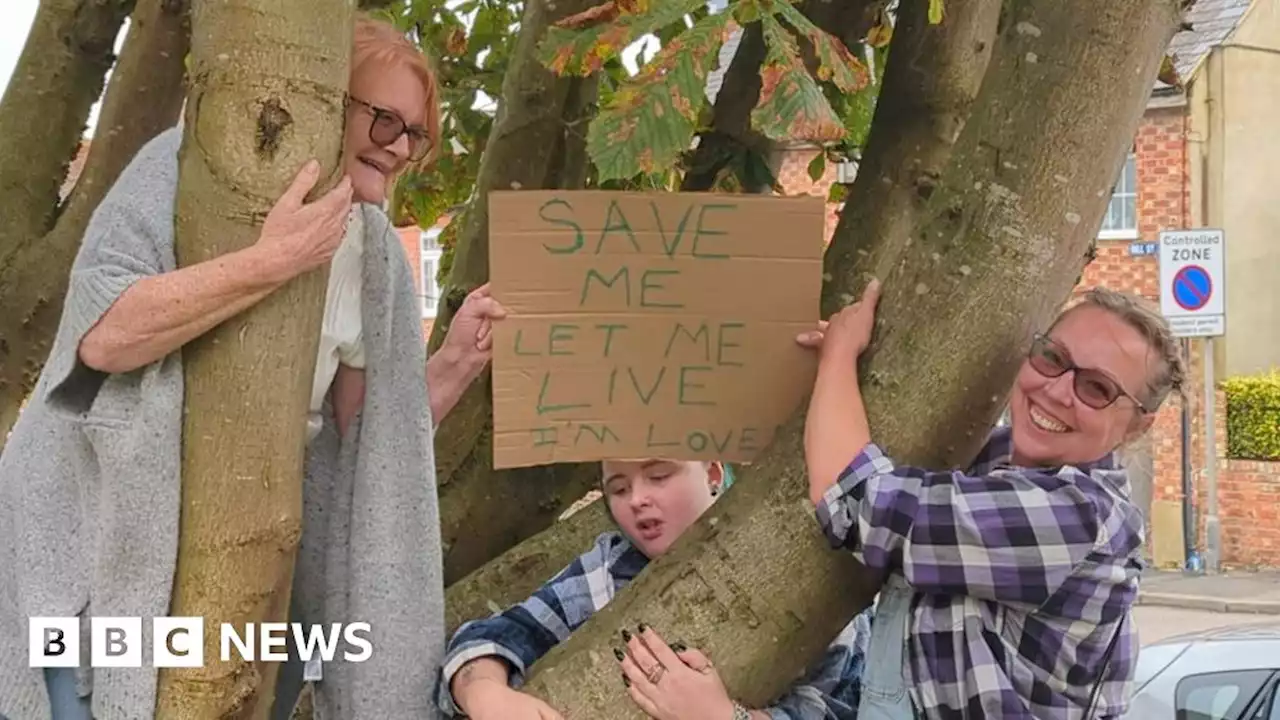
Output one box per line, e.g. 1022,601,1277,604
637,622,649,633
614,648,625,662
622,673,630,687
621,628,632,642
672,642,687,653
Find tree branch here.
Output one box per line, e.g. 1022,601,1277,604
0,0,135,266
413,0,613,585
0,0,189,448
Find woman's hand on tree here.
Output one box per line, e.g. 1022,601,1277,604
253,159,353,282
618,624,738,720
797,278,882,362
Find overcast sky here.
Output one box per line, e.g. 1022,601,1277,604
1,1,128,136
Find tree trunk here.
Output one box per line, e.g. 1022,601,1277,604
0,0,190,449
152,1,351,717
819,0,1001,317
420,0,603,585
517,0,1181,714
439,452,602,585
0,0,134,266
446,499,611,634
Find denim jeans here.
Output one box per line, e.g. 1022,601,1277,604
0,668,93,720
858,574,919,720
1,665,304,720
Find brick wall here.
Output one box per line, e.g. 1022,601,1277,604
774,146,842,242
1217,459,1280,568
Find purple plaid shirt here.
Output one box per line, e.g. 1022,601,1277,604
815,426,1144,719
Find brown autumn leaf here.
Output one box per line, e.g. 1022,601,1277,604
866,18,892,47
445,27,467,57
556,1,622,30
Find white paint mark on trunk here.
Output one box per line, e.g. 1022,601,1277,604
1015,22,1042,37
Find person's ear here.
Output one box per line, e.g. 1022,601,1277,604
706,461,725,495
1123,409,1156,443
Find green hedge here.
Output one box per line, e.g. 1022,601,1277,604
1223,369,1280,461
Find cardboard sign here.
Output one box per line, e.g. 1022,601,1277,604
488,190,825,469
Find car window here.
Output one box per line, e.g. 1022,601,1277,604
1177,670,1273,720
1269,683,1280,720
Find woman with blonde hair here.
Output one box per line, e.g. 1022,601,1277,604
799,283,1184,719
0,14,495,720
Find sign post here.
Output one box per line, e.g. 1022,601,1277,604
1158,228,1226,573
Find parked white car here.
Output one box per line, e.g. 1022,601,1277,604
1125,621,1280,718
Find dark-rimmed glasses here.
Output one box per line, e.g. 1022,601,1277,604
346,95,432,162
1027,333,1149,413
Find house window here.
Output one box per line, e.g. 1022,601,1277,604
1099,152,1138,239
421,228,443,318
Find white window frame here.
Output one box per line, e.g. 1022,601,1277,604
1098,152,1139,240
421,228,443,319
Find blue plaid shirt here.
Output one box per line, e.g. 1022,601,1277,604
438,531,871,718
816,426,1144,719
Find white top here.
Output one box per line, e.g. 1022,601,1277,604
308,207,366,440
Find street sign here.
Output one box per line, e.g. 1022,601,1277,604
1159,229,1225,337
1128,241,1158,257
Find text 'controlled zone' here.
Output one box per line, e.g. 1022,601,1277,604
487,190,826,468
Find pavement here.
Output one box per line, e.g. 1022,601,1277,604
1137,568,1280,614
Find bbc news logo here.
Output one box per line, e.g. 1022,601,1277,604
29,617,372,668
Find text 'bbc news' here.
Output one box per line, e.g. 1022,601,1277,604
28,617,372,668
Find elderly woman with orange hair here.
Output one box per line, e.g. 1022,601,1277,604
0,15,492,720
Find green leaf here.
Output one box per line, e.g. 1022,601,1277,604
807,152,826,182
585,10,733,181
751,14,846,144
772,0,871,93
837,43,888,151
929,0,944,24
539,0,706,76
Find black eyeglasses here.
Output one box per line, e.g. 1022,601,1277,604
346,95,432,162
1027,333,1149,413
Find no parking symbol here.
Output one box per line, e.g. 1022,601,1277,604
1158,229,1225,337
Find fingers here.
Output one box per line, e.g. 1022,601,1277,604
635,625,684,674
472,296,508,320
277,160,321,209
861,277,882,307
795,330,823,348
623,631,662,677
476,319,493,351
317,175,354,216
618,651,657,693
674,647,712,673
